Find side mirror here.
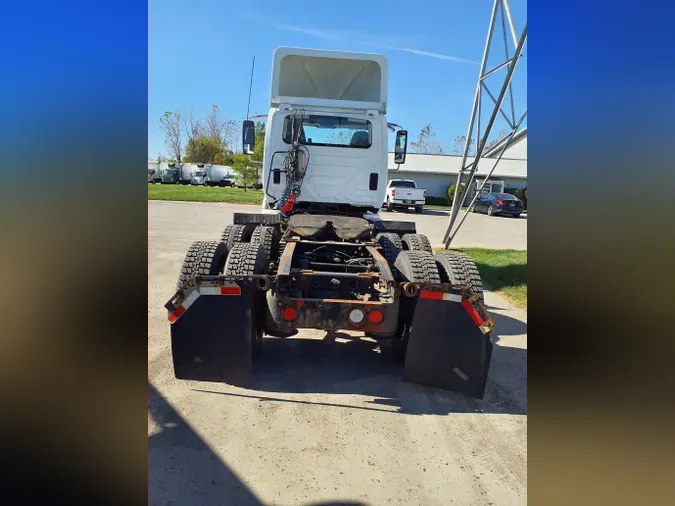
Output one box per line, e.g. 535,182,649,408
242,120,255,154
394,130,407,164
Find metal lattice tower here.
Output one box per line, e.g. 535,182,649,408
443,0,527,248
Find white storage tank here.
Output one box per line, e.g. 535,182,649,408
148,161,160,182
207,165,233,186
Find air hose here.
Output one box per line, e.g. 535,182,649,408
276,112,310,214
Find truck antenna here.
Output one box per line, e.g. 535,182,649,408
246,56,255,120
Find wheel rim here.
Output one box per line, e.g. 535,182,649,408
488,206,493,216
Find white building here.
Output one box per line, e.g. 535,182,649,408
388,129,527,202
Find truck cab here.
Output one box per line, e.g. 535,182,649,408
255,47,407,216
190,170,208,186
161,166,181,184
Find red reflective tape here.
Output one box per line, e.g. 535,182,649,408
168,305,186,323
461,299,484,327
220,286,241,295
295,300,304,307
418,290,444,300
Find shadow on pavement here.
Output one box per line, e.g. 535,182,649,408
149,383,263,506
194,334,526,416
149,384,369,506
380,209,450,216
491,311,528,337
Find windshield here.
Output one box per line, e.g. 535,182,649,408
283,114,372,148
390,180,416,188
493,193,518,200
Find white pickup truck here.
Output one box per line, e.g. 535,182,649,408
383,179,426,213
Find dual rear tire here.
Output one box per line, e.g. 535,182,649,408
389,250,441,363
176,236,269,358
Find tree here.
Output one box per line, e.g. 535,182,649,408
159,111,182,162
446,183,466,205
222,119,239,153
410,124,445,154
204,105,225,141
230,153,259,191
452,135,475,155
484,129,510,152
251,121,266,163
183,135,225,164
181,105,202,163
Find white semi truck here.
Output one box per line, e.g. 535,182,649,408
166,47,495,398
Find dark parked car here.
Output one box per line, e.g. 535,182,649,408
219,174,235,187
472,192,524,217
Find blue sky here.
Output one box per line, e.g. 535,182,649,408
149,0,527,158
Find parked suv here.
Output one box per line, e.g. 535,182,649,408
472,192,524,217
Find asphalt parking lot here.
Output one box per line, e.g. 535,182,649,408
149,200,527,505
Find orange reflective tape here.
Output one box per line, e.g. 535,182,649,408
168,305,186,323
220,286,241,295
418,290,444,300
461,299,484,327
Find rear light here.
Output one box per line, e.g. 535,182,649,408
496,199,504,205
348,308,365,324
282,306,297,321
423,190,427,197
367,309,384,324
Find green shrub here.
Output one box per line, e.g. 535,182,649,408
446,183,466,204
504,188,522,199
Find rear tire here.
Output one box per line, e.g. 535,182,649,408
224,242,267,357
512,213,521,218
176,241,228,291
433,251,484,302
376,233,403,277
391,251,441,363
220,223,255,250
394,251,441,285
415,206,423,214
401,233,433,254
386,198,393,212
487,205,495,216
251,225,278,263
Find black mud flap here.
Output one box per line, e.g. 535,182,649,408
403,290,494,399
169,283,255,387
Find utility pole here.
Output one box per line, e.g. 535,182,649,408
443,0,527,249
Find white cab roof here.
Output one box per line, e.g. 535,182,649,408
271,47,388,113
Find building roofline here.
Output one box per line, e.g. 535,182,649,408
387,151,526,162
482,127,527,158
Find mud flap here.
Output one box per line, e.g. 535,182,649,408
169,283,255,387
403,290,494,399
